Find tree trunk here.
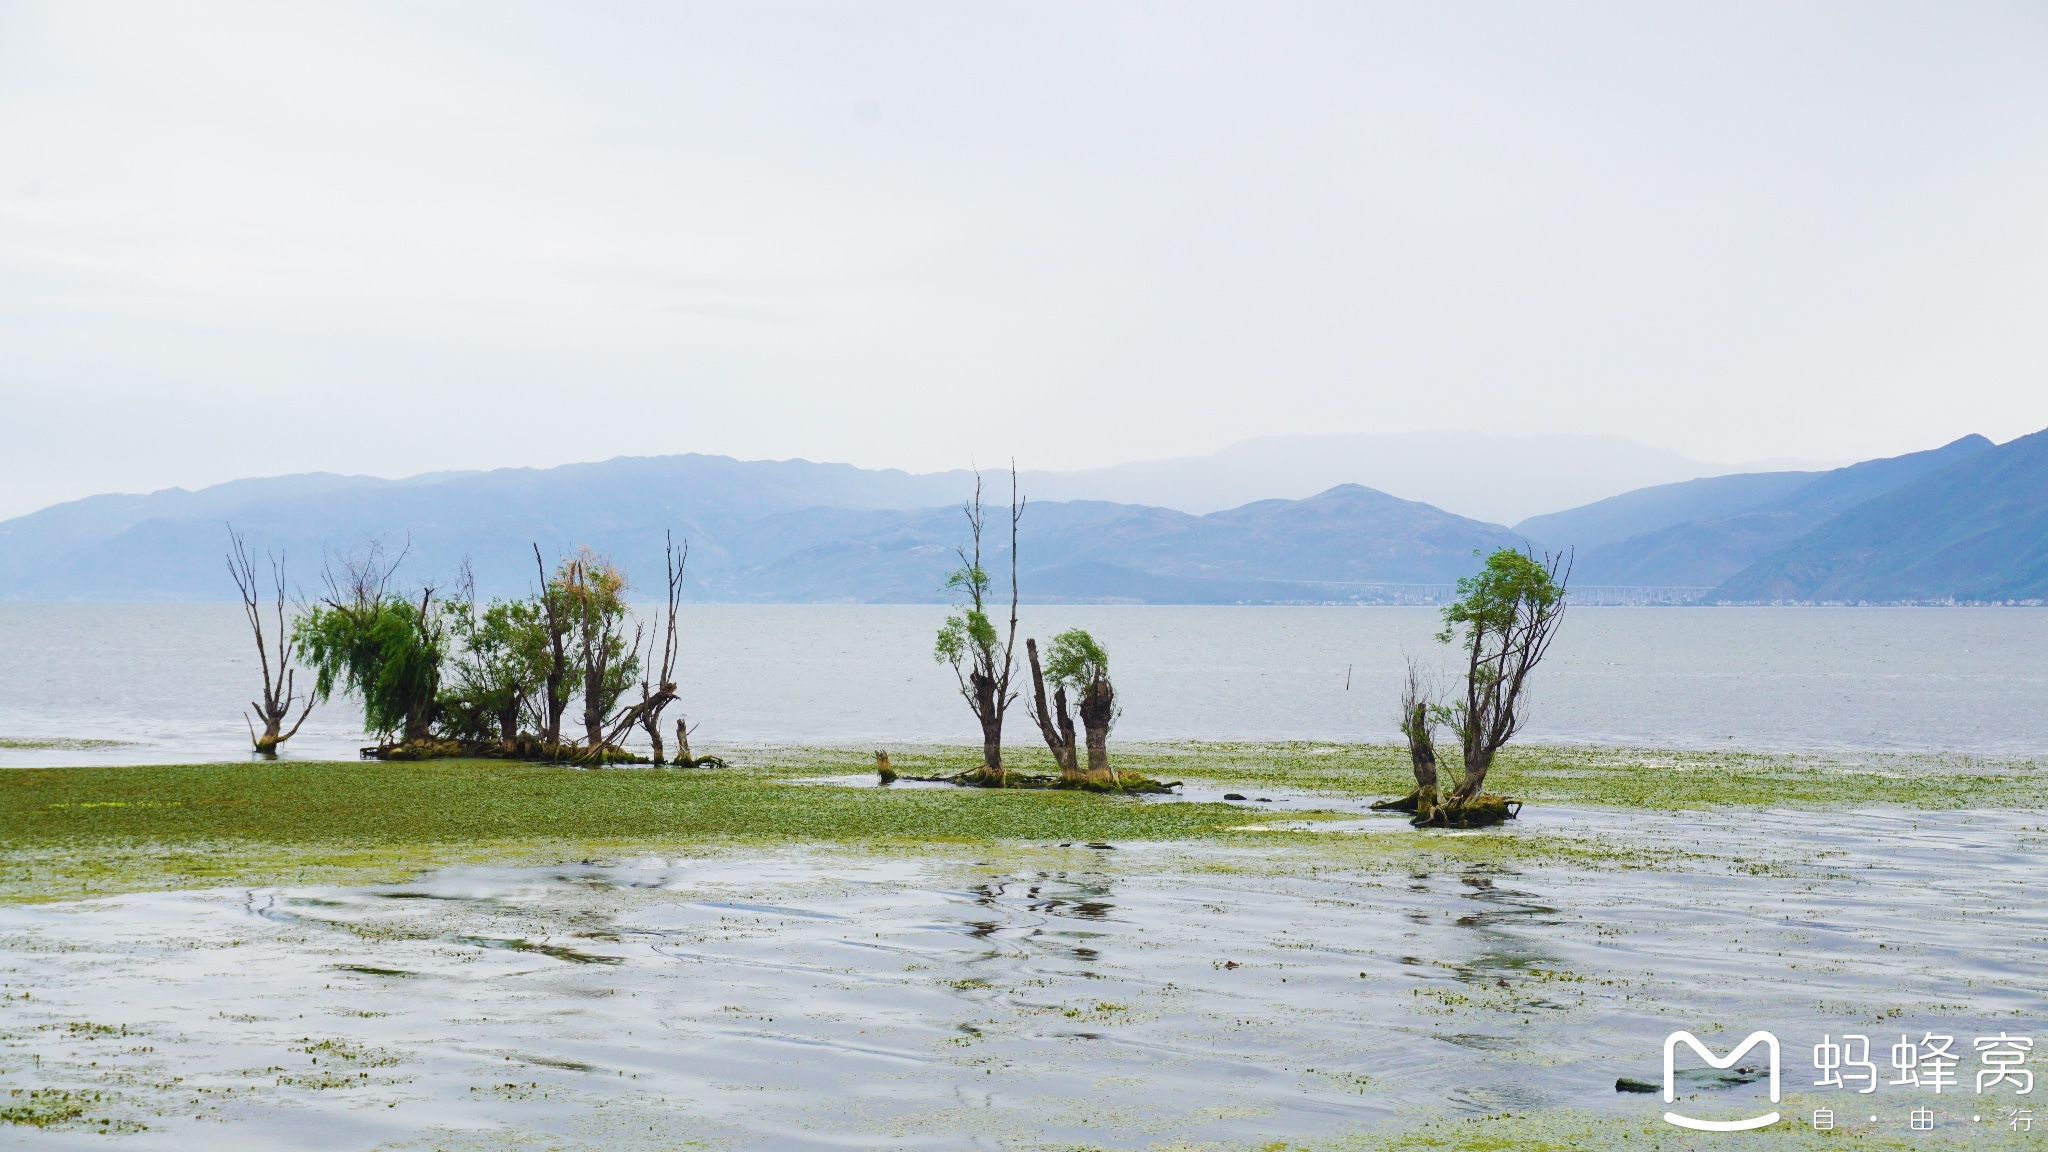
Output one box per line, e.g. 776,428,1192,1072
1077,676,1114,784
252,710,284,756
1451,747,1492,806
965,668,1004,784
674,717,691,766
497,700,521,753
543,686,565,749
1026,639,1082,784
978,714,1004,782
582,661,604,749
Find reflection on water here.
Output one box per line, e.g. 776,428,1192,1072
0,807,2042,1148
3,603,2047,765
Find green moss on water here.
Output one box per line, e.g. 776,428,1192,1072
1301,1105,1991,1150
2,741,2041,902
1127,740,2048,811
0,737,132,750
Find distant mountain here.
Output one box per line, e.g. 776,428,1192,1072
742,486,1529,603
1712,430,2048,603
1018,431,1827,524
1515,471,1822,552
1518,436,1993,588
0,454,982,601
0,457,1523,603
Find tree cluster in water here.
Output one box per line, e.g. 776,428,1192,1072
233,530,708,765
227,475,1567,823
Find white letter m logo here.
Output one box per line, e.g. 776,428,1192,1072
1662,1030,1781,1132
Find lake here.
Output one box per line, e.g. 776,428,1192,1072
2,603,2044,766
3,802,2040,1147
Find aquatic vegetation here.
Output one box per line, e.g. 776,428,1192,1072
0,1087,116,1129
0,741,2042,901
0,738,131,751
1310,1106,1988,1150
1129,740,2048,811
2,805,2036,1149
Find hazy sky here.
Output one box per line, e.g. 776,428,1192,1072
2,1,2045,518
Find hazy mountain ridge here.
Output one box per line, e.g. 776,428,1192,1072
0,459,1525,603
1016,431,1823,523
1711,429,2048,603
1521,436,1994,589
4,430,2037,604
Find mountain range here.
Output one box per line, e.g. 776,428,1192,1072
0,457,1525,603
1,428,2041,604
1515,435,1994,589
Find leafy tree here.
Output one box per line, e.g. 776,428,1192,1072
294,543,447,744
934,468,1023,784
557,547,640,753
1024,637,1080,784
1045,628,1118,785
440,574,548,747
1430,546,1568,817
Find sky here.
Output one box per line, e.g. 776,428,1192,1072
2,1,2045,520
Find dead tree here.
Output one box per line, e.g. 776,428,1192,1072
1371,657,1442,817
600,534,712,765
934,466,1024,785
1025,638,1082,784
226,527,313,755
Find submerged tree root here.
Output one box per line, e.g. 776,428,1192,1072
359,738,725,768
877,761,1180,795
1372,788,1522,828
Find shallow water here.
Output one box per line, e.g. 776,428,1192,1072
1,803,2042,1147
3,603,2047,766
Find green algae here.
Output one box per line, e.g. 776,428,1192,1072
1121,740,2048,810
1300,1102,2003,1150
0,737,132,751
2,741,2042,902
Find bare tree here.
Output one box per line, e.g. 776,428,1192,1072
934,466,1024,785
1371,656,1443,818
226,526,313,756
1025,638,1082,785
603,534,687,762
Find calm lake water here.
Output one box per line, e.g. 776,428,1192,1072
1,603,2045,766
2,804,2040,1148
